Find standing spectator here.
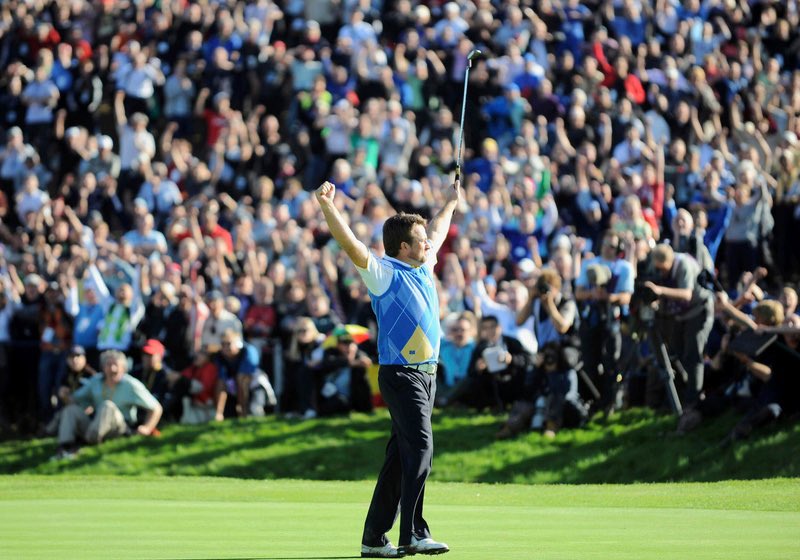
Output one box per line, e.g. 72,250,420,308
0,272,21,427
97,276,145,353
120,51,165,119
162,58,196,138
21,64,59,154
65,261,109,368
724,165,773,286
115,91,156,207
37,280,73,424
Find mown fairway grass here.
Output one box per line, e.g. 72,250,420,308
1,476,798,560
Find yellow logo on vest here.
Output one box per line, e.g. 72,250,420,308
401,326,434,363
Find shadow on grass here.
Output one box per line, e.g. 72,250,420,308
160,557,359,560
472,410,800,484
2,408,799,483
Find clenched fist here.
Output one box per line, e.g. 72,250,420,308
315,181,336,204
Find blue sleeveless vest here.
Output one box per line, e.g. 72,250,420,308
370,258,441,365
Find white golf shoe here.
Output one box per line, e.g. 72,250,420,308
402,536,450,555
361,542,402,558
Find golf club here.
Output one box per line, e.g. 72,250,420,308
455,49,481,184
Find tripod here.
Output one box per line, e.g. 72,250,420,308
640,318,685,416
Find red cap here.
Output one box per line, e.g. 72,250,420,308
142,339,166,357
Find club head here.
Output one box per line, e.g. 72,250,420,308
467,49,482,61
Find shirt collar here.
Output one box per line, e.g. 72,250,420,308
384,255,416,269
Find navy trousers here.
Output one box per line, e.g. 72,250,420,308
362,365,436,547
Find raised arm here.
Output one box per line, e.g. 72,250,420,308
315,181,369,269
427,179,462,254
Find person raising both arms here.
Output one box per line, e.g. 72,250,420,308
315,177,460,558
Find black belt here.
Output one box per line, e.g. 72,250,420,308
403,362,438,375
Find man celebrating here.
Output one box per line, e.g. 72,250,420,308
315,179,460,558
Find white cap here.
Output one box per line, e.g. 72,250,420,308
65,126,80,139
518,258,536,277
98,135,113,150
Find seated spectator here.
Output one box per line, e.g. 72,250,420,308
54,349,162,459
170,348,220,425
436,311,477,406
447,315,532,411
132,339,169,405
282,317,325,418
215,329,275,419
315,332,373,417
716,301,800,443
200,290,242,354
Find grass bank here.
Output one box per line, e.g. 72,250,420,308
1,408,798,483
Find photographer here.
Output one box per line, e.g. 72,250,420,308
505,268,579,435
642,244,715,408
575,230,634,414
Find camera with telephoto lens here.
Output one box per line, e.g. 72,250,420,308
536,276,551,296
631,280,659,324
586,263,612,288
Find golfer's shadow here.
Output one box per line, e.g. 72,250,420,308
164,556,360,560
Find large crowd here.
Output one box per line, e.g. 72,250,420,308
0,0,798,457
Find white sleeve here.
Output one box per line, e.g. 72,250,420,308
355,253,393,297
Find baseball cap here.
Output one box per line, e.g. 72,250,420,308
68,345,86,356
98,135,113,150
142,339,166,356
518,258,536,278
206,289,224,301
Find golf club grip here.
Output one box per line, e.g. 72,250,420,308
455,166,460,184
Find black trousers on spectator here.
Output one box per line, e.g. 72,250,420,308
363,365,435,547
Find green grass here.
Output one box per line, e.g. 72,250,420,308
2,409,799,483
1,476,798,560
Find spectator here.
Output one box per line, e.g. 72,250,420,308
436,311,477,406
54,349,162,459
282,316,325,418
575,230,634,414
133,338,170,405
200,290,242,354
315,332,374,416
175,348,220,425
449,314,532,411
37,280,72,424
215,328,275,419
